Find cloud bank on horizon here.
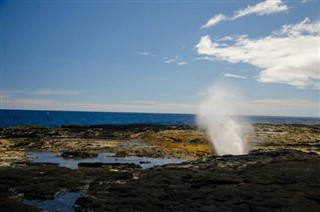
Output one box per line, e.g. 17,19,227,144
197,0,319,89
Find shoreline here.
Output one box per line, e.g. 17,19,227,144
0,124,319,211
1,123,319,165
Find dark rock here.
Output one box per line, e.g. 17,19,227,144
13,141,30,148
76,149,320,211
115,151,128,158
189,138,202,143
78,162,141,169
61,151,98,158
0,125,48,139
1,149,319,211
139,161,151,164
0,198,42,212
34,162,60,167
1,124,320,211
74,196,96,211
78,162,104,167
61,125,84,129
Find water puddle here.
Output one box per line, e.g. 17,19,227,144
28,152,186,169
23,192,81,212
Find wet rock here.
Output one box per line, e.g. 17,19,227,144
75,149,320,211
61,151,98,158
0,162,141,211
0,148,319,211
115,151,128,158
1,124,320,211
74,196,96,211
0,198,42,212
139,161,151,164
77,162,105,168
78,162,141,169
2,124,319,162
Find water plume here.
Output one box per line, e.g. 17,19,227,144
197,83,250,155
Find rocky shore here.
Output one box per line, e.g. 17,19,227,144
0,124,319,211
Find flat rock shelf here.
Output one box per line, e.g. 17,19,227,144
27,152,187,169
0,124,319,211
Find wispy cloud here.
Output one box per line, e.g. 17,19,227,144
232,0,288,19
274,17,319,36
218,35,248,42
224,73,247,79
164,56,180,64
164,56,187,66
196,18,320,89
301,0,311,3
202,0,288,29
195,56,216,61
177,61,187,66
201,14,226,29
138,51,156,57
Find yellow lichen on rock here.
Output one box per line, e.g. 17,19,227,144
138,130,213,159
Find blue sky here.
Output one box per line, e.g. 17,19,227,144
1,0,319,116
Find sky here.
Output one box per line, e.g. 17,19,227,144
1,0,319,117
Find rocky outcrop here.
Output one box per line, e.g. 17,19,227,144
0,124,319,166
0,148,319,211
0,124,319,211
0,124,211,162
0,163,141,211
77,149,320,211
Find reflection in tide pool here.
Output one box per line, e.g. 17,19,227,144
28,152,187,169
23,192,81,212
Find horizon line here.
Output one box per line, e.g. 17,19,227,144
1,108,319,119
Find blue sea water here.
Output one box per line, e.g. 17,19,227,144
0,109,319,127
23,192,81,212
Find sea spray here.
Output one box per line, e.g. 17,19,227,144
197,83,250,155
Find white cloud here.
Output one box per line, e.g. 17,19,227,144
164,56,188,66
195,56,217,61
224,73,247,79
202,0,288,29
1,95,196,114
201,14,226,29
275,17,320,36
165,60,173,63
196,18,320,89
165,56,181,64
232,0,288,19
218,35,248,41
177,61,187,66
138,51,156,57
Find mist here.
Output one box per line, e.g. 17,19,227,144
197,83,251,155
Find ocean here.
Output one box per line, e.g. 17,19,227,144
0,109,320,128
